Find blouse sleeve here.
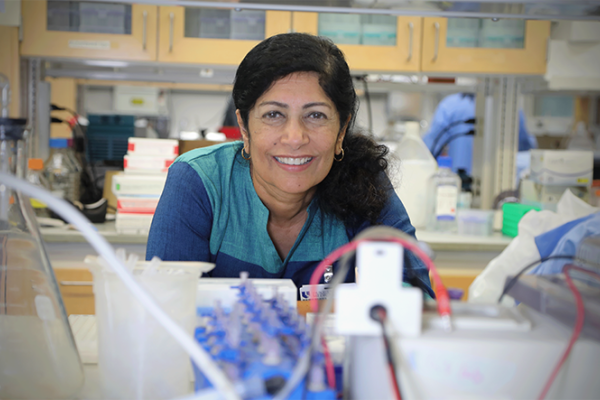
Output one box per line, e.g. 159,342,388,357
146,162,214,263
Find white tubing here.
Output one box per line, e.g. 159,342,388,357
0,173,240,400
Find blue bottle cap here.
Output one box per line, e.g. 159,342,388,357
49,138,68,148
437,156,452,169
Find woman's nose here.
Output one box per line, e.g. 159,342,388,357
281,118,309,148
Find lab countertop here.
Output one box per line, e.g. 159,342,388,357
41,221,513,253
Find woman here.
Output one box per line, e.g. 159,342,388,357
146,33,433,297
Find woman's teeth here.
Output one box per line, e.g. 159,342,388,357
275,157,313,166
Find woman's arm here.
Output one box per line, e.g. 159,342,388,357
146,162,214,263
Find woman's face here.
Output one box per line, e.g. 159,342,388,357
238,71,347,201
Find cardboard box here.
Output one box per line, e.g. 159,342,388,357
178,139,237,155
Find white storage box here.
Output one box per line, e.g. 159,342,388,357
115,212,154,234
128,137,179,157
124,154,176,174
530,150,593,186
457,209,494,236
117,196,160,214
112,173,167,196
196,278,297,311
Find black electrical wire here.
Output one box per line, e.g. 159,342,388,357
497,254,577,304
51,104,102,201
430,118,476,157
370,305,402,400
432,129,475,159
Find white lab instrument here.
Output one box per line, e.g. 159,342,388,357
338,240,600,399
530,149,593,186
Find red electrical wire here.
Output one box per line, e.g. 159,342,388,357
308,237,451,320
377,307,402,400
538,264,600,400
307,236,451,391
388,362,402,400
321,337,336,390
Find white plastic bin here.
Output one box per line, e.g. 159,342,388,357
87,256,213,399
457,209,495,236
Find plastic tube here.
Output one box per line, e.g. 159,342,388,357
0,172,240,400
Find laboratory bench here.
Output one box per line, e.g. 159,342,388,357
41,221,513,315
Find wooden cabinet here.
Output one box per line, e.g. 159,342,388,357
54,268,95,315
0,26,20,118
421,18,551,75
157,7,291,65
21,0,158,61
431,269,481,301
293,12,422,72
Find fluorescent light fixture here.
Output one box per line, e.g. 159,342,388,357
83,60,130,68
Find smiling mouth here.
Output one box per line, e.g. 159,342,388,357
274,156,313,166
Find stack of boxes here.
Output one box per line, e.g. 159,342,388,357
112,138,179,234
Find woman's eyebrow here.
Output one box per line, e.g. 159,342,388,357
303,102,332,109
258,101,287,108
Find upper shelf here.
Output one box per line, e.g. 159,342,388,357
112,0,600,21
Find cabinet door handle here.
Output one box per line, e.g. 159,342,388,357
142,10,148,51
60,281,93,286
432,22,440,62
407,22,414,61
169,12,174,53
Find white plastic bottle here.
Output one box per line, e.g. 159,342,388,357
428,156,462,233
392,121,437,229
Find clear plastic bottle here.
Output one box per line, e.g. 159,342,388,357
392,121,437,229
44,138,79,203
26,158,51,218
0,118,84,398
427,156,462,233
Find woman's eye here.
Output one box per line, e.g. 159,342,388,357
263,111,282,119
308,112,327,120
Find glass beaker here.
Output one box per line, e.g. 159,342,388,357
0,117,84,398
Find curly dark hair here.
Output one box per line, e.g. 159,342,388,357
232,32,390,227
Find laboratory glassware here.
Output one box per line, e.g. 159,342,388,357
0,116,84,398
44,137,80,202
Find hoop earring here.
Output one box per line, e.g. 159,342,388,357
334,148,344,162
241,147,251,160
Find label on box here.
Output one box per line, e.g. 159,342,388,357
436,185,458,221
299,284,331,301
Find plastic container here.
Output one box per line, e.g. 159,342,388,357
115,212,154,234
112,173,167,196
457,209,495,236
0,118,84,398
427,156,462,233
392,122,437,229
116,196,160,214
501,203,540,237
44,138,80,203
87,256,208,399
124,154,175,174
26,158,51,218
127,137,179,156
